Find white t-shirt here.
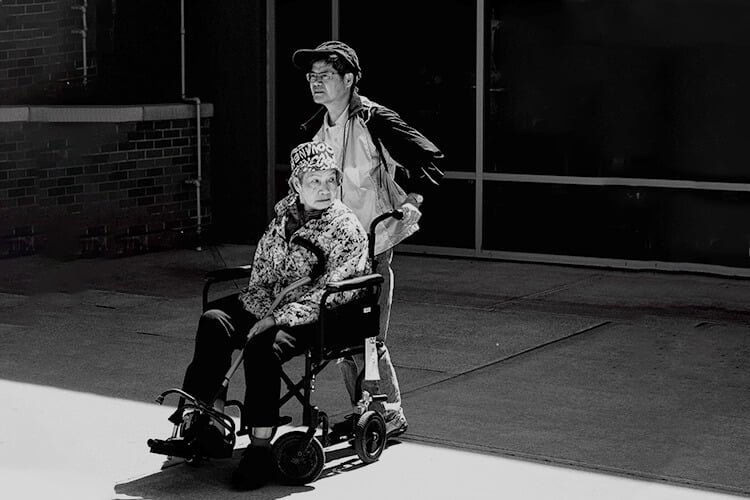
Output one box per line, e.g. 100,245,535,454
314,105,417,254
316,107,379,229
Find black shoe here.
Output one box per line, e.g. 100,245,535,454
231,446,274,491
179,411,234,459
196,424,233,458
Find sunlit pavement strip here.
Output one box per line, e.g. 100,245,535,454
0,380,742,500
0,379,188,500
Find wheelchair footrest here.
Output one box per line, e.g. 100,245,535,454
147,435,233,460
148,438,198,459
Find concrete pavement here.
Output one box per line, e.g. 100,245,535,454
1,245,749,499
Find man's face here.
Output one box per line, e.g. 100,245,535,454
293,169,341,211
308,60,352,106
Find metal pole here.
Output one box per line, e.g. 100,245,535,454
331,0,340,40
82,0,88,86
195,102,202,242
180,0,186,97
180,0,202,248
475,0,486,255
71,1,88,86
266,0,277,220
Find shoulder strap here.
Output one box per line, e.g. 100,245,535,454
290,235,326,280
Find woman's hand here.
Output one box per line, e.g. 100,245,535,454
247,316,276,341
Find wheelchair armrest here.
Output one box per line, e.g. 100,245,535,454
205,265,253,283
203,265,252,312
325,273,384,293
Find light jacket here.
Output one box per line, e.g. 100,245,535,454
300,92,444,254
239,194,370,328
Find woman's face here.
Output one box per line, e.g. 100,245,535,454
293,169,340,211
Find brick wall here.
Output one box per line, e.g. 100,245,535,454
0,0,93,104
0,104,211,257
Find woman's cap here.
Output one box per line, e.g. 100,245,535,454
290,141,340,178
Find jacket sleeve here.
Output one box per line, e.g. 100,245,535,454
238,224,276,318
271,216,369,328
367,106,445,195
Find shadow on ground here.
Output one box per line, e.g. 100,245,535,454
115,441,403,500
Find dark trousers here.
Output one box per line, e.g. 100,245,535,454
182,293,316,428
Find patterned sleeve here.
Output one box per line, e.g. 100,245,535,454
271,214,369,327
238,225,276,317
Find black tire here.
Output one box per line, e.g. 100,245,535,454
273,431,325,485
354,411,386,464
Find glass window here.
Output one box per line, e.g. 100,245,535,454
275,0,332,172
487,0,750,182
338,1,477,249
409,179,475,249
340,0,476,174
483,181,750,267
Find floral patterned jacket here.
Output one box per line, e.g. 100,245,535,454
239,193,370,327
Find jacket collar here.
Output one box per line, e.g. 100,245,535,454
300,91,367,132
274,192,299,220
273,192,346,223
348,91,364,116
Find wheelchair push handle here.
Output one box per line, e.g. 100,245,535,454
368,210,404,260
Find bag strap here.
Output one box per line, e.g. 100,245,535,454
290,235,326,279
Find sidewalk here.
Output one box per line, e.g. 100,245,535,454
1,245,749,499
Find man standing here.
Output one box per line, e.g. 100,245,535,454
293,41,444,437
149,141,370,490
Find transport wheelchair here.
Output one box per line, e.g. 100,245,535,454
147,210,403,485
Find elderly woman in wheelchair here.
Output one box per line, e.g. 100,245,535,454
148,141,399,490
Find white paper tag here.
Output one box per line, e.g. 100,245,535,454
364,337,380,381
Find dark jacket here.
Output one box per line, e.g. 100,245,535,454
299,92,445,196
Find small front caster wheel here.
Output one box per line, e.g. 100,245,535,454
273,431,325,485
354,410,386,464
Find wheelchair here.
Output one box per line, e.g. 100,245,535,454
147,210,403,485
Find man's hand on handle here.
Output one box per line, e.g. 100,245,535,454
400,201,422,226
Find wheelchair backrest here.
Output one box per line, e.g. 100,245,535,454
315,290,381,361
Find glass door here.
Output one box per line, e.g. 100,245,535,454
340,0,478,249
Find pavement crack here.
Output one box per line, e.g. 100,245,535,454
402,320,612,396
488,274,605,310
395,364,446,374
135,331,162,337
400,298,496,312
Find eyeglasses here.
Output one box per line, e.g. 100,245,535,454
305,71,338,83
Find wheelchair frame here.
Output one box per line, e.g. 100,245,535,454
148,210,403,484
